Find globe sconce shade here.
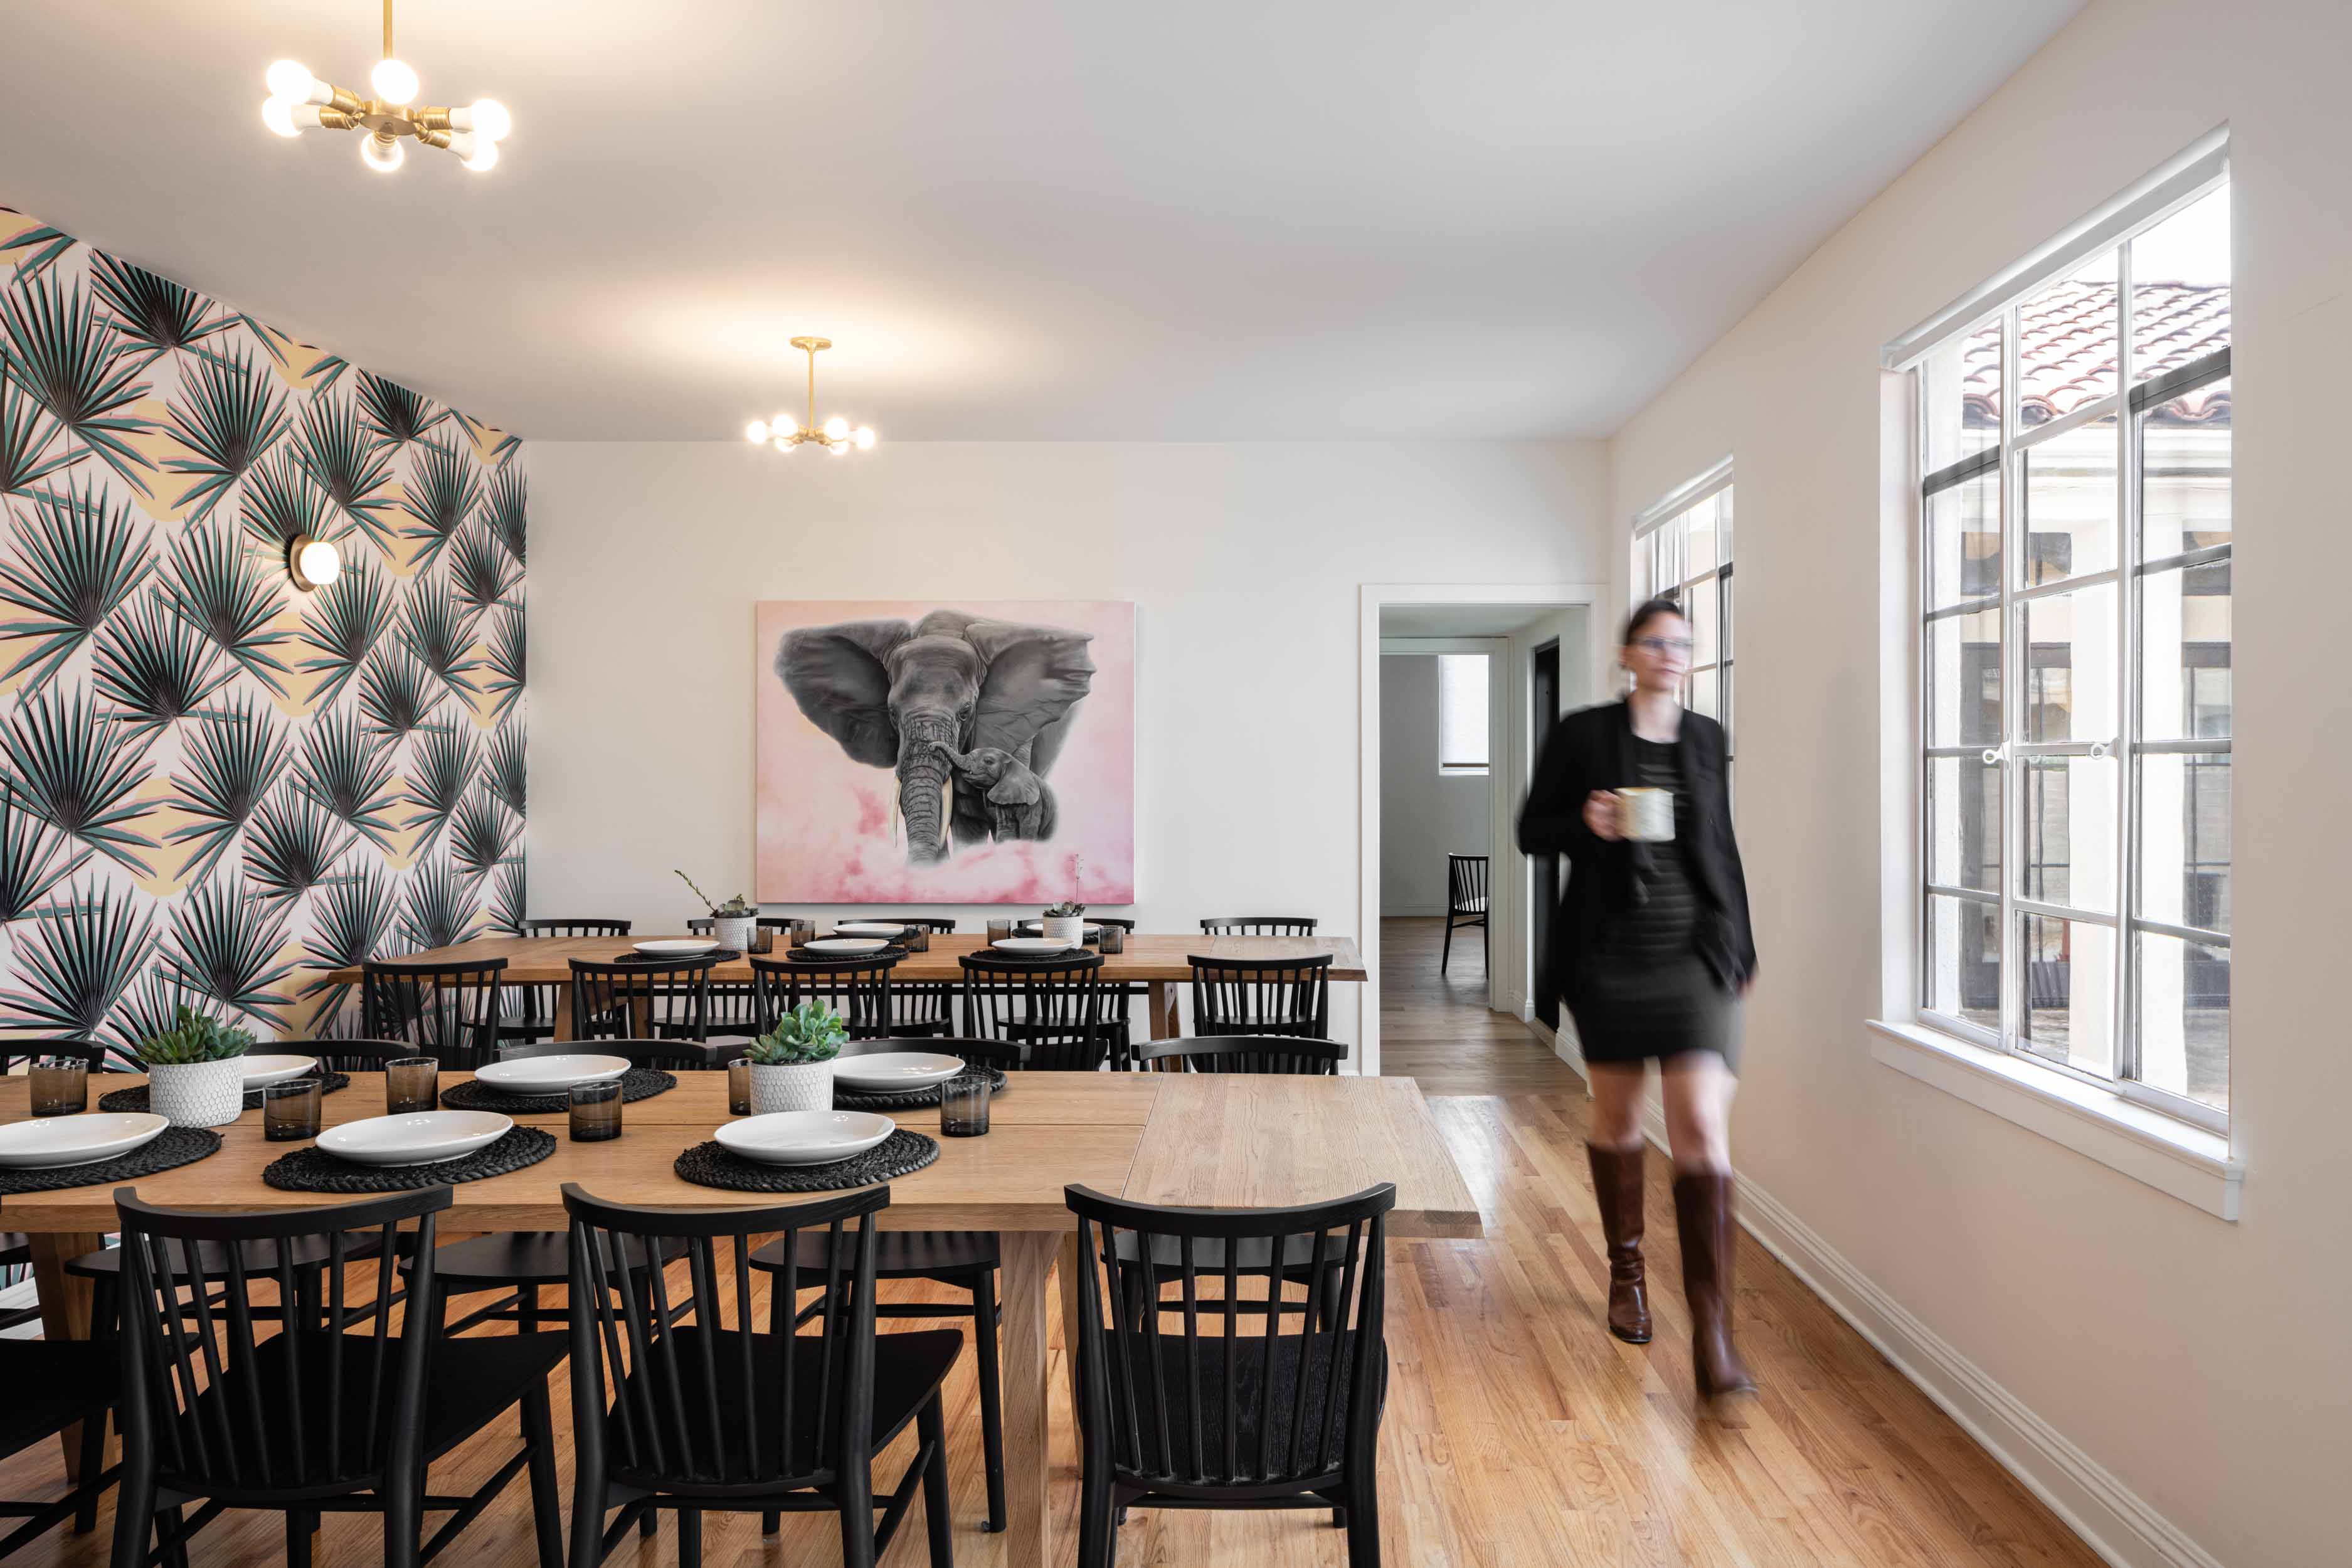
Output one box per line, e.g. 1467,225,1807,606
287,534,342,592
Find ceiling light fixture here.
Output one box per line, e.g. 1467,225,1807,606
746,339,876,455
262,0,511,174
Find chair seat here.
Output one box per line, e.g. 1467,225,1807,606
1451,898,1487,914
1104,1330,1380,1483
751,1228,999,1281
426,1230,686,1288
164,1328,566,1487
603,1327,963,1488
0,1337,117,1457
66,1232,339,1279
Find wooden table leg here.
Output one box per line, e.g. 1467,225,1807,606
30,1232,106,1474
997,1231,1060,1568
1056,1230,1083,1406
1146,980,1180,1041
554,985,575,1043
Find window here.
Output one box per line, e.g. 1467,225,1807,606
1915,179,2230,1130
1633,469,1734,773
1437,654,1488,774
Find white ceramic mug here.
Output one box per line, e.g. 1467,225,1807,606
1615,787,1675,842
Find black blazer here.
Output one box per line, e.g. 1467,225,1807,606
1517,701,1757,1005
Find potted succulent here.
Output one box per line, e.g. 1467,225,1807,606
676,869,758,953
137,1004,254,1128
746,1000,845,1113
1041,854,1088,945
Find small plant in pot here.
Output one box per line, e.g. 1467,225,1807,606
137,1004,255,1128
1041,854,1088,945
746,1001,845,1113
676,869,758,954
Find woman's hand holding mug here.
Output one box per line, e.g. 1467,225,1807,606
1584,790,1623,841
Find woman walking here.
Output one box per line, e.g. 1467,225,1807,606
1518,597,1759,1397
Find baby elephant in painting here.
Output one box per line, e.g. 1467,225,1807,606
936,744,1059,842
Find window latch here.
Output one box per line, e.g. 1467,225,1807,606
1981,743,2008,766
2088,738,2114,759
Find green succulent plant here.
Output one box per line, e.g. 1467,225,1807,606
674,868,754,918
746,1001,845,1066
136,1002,254,1066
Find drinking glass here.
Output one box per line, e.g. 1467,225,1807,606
727,1058,751,1116
569,1078,623,1142
901,926,930,952
940,1074,992,1137
1098,925,1125,954
29,1055,88,1117
788,921,810,949
986,919,1014,943
263,1079,324,1142
386,1056,440,1115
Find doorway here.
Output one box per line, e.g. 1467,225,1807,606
1530,638,1560,1032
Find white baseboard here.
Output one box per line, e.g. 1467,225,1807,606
1544,1046,2219,1568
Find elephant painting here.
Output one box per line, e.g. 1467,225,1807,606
774,608,1096,865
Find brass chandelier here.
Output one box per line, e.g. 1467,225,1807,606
262,0,511,174
747,339,877,455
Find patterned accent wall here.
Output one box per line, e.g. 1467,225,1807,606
0,207,526,1048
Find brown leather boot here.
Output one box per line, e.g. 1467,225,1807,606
1672,1172,1757,1397
1585,1142,1652,1343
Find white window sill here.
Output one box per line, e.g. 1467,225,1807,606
1866,1020,2242,1221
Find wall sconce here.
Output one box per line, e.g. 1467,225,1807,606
287,534,342,591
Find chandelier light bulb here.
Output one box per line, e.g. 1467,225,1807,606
773,437,797,453
371,56,420,106
775,414,795,436
452,132,499,172
361,133,405,172
854,426,876,450
465,97,512,140
262,97,300,137
822,415,849,442
829,437,851,454
745,420,769,444
266,59,321,102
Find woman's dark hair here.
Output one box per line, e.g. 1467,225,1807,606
1623,595,1687,645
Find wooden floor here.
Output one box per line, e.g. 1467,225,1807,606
0,921,2103,1566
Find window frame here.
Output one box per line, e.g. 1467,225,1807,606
1910,175,2231,1135
1631,460,1735,771
1435,652,1491,776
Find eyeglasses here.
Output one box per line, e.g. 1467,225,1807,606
1631,637,1693,656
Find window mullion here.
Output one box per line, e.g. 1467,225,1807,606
2000,301,2022,1052
2116,238,2144,1089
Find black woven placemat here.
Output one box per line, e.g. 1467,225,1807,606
99,1071,352,1115
674,1128,938,1193
440,1067,675,1115
262,1126,556,1192
0,1126,223,1194
833,1064,1007,1110
612,948,740,965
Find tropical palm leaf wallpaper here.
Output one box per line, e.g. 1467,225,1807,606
0,206,526,1042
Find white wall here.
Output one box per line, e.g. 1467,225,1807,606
1377,655,1493,916
528,441,1608,1062
1607,3,2351,1564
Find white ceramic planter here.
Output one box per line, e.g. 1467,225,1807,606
146,1058,246,1128
714,914,756,953
750,1060,834,1114
1042,915,1085,945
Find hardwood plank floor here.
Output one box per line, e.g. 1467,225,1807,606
0,921,2102,1565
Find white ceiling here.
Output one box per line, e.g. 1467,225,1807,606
1,1,2081,442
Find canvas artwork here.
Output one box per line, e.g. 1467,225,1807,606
755,601,1135,904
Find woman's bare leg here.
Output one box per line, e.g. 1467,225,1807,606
1660,1052,1736,1172
1586,1061,1649,1151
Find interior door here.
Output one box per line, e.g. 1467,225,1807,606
1530,640,1560,1029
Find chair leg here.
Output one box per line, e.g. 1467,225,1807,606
159,1506,190,1568
1344,1480,1381,1567
761,1510,780,1534
972,1273,1007,1532
918,1396,953,1568
73,1402,108,1532
837,1446,877,1568
1441,913,1455,973
107,1454,156,1568
383,1466,422,1568
637,1507,657,1538
568,1470,605,1568
519,1281,539,1333
677,1509,701,1568
1076,1464,1112,1568
1481,914,1489,975
286,1509,314,1568
521,1379,565,1568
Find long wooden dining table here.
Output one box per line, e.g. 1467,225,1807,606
324,930,1370,1042
2,1054,1478,1567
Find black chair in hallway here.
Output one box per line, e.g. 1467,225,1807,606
1443,853,1489,975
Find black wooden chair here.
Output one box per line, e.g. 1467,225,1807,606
569,956,712,1043
1015,918,1143,1044
109,1185,567,1568
1066,1181,1395,1565
751,1035,1028,1534
842,919,958,1036
511,920,632,1042
750,953,901,1040
960,950,1118,1071
1199,916,1320,936
1133,1036,1348,1074
1443,854,1489,975
676,921,765,1041
362,958,506,1070
0,1198,118,1560
561,1181,960,1568
1189,953,1333,1040
287,1037,454,1073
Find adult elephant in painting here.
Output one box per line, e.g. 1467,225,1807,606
937,744,1058,842
775,608,1094,864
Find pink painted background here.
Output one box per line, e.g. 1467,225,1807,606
755,600,1136,904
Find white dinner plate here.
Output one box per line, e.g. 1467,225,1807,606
475,1054,630,1093
635,938,719,956
833,922,906,937
240,1054,319,1089
832,1052,966,1092
0,1112,167,1170
992,937,1076,954
318,1111,513,1166
804,938,889,955
716,1110,896,1167
1018,921,1103,936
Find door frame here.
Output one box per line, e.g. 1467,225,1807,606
1357,582,1611,1076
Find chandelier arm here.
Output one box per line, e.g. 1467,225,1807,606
325,83,369,116
318,109,360,131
